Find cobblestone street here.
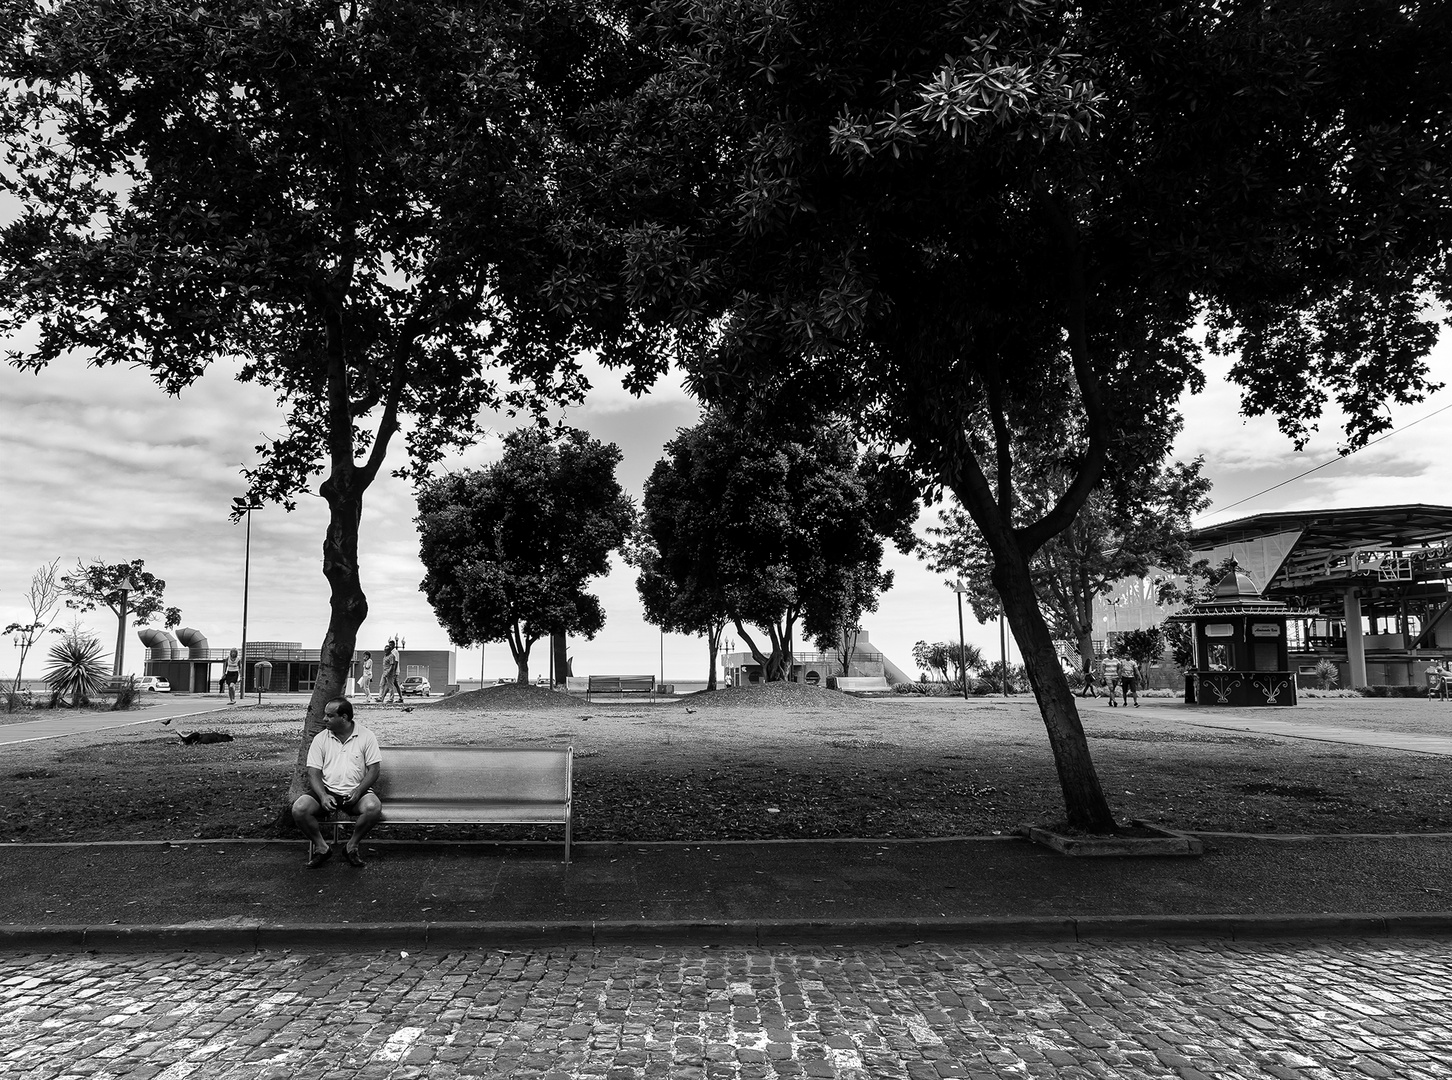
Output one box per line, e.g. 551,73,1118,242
3,939,1450,1079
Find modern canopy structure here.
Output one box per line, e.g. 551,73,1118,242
1187,504,1452,689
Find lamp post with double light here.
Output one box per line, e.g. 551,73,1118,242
951,580,971,700
233,498,263,695
111,574,141,677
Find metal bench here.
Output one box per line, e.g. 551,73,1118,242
322,745,574,863
829,676,891,693
586,674,657,702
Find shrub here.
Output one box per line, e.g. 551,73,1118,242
2,686,30,714
43,630,110,707
1314,658,1339,690
110,676,139,710
1358,684,1427,698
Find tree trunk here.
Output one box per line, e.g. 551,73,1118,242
551,630,568,686
282,485,367,819
992,545,1117,832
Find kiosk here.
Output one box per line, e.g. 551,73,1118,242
1171,565,1316,707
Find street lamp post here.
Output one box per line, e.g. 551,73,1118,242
233,498,262,696
999,613,1008,699
112,575,140,677
952,581,970,701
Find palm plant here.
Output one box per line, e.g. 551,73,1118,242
44,630,110,707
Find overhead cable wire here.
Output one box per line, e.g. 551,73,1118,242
1197,397,1452,521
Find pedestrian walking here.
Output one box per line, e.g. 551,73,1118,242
1429,658,1451,701
1103,655,1121,706
359,651,374,703
379,641,403,704
1119,654,1141,707
1078,657,1100,698
221,648,241,704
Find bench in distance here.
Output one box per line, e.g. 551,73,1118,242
321,745,573,863
586,675,657,702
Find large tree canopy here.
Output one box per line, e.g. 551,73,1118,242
415,428,635,684
61,559,179,676
928,449,1213,668
0,0,652,803
639,412,917,682
580,0,1452,829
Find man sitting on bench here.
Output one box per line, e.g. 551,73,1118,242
291,696,383,869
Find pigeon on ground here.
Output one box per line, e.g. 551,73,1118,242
160,718,172,726
579,715,592,722
685,707,696,714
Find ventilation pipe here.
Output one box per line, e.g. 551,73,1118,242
137,627,182,660
175,627,210,658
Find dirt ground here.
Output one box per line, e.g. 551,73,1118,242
2,684,1450,842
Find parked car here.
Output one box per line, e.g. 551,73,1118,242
134,676,170,693
401,675,431,696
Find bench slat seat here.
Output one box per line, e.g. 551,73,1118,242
322,745,573,862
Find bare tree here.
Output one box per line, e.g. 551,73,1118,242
5,559,63,691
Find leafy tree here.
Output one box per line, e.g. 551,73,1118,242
641,413,916,682
43,627,110,707
584,0,1452,829
912,641,950,683
1162,621,1194,672
928,452,1211,668
913,640,983,684
60,560,173,676
0,1,654,803
1117,627,1166,682
4,559,63,691
625,533,729,690
416,428,634,684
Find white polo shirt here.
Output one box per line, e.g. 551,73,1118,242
306,723,382,794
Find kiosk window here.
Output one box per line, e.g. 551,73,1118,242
1207,644,1231,671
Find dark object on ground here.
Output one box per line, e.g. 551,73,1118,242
177,731,234,745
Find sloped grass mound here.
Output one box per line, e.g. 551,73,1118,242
422,683,575,711
681,682,865,710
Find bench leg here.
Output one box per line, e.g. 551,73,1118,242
564,816,571,865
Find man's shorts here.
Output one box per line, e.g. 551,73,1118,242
1120,677,1138,692
319,789,376,815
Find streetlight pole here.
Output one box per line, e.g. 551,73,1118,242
999,613,1008,699
952,581,970,701
233,498,262,697
112,575,140,677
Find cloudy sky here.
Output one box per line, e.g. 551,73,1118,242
2,328,1449,682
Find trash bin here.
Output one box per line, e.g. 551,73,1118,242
254,660,273,703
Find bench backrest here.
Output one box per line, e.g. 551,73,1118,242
588,675,620,691
375,745,571,805
588,675,654,690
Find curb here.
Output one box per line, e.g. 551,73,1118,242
4,913,1452,952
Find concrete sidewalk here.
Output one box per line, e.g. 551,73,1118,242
0,695,244,747
3,832,1450,950
1134,702,1452,755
